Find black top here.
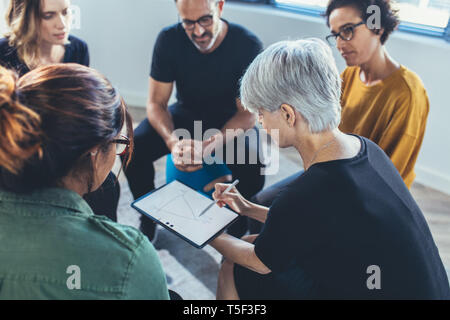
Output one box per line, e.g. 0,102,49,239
150,20,262,129
255,135,450,299
0,35,89,77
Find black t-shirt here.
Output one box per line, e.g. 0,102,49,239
255,135,450,299
0,35,89,77
150,20,262,129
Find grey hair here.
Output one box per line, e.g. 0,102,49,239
240,38,342,134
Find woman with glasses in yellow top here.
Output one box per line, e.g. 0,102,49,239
251,0,429,210
325,0,429,189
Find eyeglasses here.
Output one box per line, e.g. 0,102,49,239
112,134,130,156
181,14,214,31
326,21,365,46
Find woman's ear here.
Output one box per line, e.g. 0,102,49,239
88,147,101,169
280,104,296,127
374,27,385,39
89,148,99,157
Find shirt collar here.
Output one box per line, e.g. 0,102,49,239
0,188,94,216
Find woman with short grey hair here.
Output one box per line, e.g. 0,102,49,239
240,38,341,134
209,39,449,300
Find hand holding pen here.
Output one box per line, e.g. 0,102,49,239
211,180,254,216
199,180,239,217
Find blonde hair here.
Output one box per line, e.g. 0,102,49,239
5,0,43,70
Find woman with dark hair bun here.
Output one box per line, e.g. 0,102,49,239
0,0,120,221
0,64,169,299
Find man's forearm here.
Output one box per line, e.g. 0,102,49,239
206,112,256,146
147,103,177,150
218,111,257,144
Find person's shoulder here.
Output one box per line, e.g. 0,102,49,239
0,37,11,49
66,35,89,65
227,21,262,47
154,23,184,50
68,34,88,50
296,136,378,189
395,65,427,96
358,135,385,157
273,169,336,207
0,37,16,57
387,66,429,111
341,66,359,80
86,215,147,252
158,23,183,39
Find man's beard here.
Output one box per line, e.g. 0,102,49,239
191,22,222,53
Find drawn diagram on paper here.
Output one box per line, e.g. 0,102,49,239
136,181,214,224
133,180,238,247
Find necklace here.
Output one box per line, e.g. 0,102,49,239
306,137,337,169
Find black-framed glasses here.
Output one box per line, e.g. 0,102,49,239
181,14,214,30
113,134,130,156
326,21,365,46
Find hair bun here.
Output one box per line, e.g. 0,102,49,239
0,66,42,174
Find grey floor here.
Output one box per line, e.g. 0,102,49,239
113,107,450,300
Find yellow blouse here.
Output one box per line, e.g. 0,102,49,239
340,65,429,188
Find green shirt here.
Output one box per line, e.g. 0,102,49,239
0,188,169,300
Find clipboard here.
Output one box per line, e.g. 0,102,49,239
131,180,239,249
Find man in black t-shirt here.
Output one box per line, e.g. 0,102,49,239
123,0,265,241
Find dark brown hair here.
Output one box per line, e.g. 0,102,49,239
324,0,400,44
0,63,133,193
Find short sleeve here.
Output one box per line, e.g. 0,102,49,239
150,29,176,83
124,235,170,300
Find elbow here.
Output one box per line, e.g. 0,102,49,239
257,266,272,275
258,269,272,276
146,101,164,121
247,249,272,275
246,264,272,275
146,101,155,119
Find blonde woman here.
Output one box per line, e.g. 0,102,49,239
0,0,88,75
0,0,119,221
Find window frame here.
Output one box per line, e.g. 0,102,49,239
229,0,450,41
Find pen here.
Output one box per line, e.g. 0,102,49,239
198,179,240,217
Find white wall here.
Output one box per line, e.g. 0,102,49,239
69,0,178,105
1,0,449,194
0,0,8,33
